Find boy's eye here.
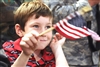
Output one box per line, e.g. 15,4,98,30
33,25,39,28
46,26,51,29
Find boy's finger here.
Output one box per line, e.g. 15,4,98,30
20,41,29,48
31,30,39,37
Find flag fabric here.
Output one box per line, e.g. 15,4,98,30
54,11,91,40
88,29,100,41
54,11,100,41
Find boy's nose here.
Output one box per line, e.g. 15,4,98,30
40,28,46,33
39,28,47,36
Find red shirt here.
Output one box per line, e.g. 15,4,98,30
3,38,55,67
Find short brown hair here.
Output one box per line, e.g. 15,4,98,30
14,1,53,31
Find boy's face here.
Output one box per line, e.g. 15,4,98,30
22,15,53,50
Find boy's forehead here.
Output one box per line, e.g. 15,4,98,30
28,15,53,23
32,14,52,19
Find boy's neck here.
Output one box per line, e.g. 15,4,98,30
34,50,42,61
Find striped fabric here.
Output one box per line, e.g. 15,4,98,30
88,28,100,41
55,12,91,40
54,11,100,41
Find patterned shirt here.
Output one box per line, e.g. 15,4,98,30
3,38,55,67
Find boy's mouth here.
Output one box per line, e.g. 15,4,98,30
40,40,47,41
39,37,47,41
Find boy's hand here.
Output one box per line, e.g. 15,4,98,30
20,31,39,56
50,33,66,50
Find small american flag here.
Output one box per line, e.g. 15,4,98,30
54,12,90,40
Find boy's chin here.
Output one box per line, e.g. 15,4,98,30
37,45,48,50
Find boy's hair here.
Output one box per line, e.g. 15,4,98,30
14,1,53,31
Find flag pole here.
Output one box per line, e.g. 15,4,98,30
39,27,55,36
39,6,92,36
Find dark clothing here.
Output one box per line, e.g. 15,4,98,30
0,54,11,67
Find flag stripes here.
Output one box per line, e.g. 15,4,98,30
55,12,91,40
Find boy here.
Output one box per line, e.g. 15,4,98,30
3,1,69,67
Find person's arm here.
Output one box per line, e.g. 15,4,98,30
11,51,30,67
11,31,39,67
52,45,69,67
50,33,69,67
2,40,32,67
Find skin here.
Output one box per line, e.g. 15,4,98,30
88,0,100,6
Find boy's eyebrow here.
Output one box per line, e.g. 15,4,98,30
47,22,52,24
34,22,52,24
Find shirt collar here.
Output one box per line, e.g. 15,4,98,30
14,38,22,51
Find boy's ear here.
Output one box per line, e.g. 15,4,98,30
15,24,24,37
